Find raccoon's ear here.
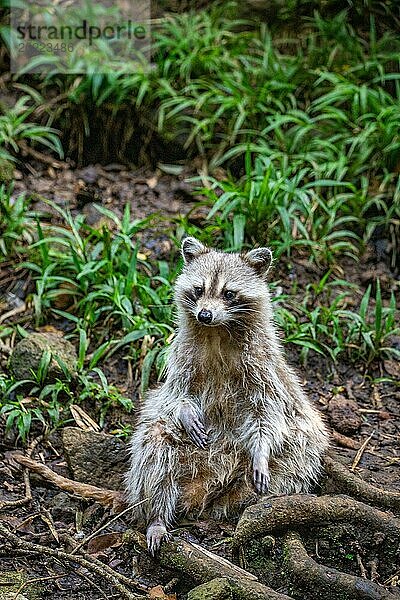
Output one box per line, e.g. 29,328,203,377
181,237,207,264
244,247,273,276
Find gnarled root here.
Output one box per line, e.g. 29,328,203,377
283,531,399,600
234,494,400,546
233,494,400,548
123,529,292,600
323,455,400,513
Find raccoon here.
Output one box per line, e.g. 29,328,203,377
126,237,329,553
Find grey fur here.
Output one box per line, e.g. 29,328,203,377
126,239,329,551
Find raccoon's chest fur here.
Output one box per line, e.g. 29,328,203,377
188,335,251,431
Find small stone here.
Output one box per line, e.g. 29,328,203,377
76,165,99,184
187,578,234,600
9,331,77,382
48,491,79,520
62,427,129,490
327,395,362,435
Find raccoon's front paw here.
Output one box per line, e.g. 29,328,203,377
179,403,208,449
146,520,172,556
253,454,270,495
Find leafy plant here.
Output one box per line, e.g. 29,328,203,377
0,93,63,162
18,201,175,391
0,185,36,257
0,339,134,441
343,280,400,363
202,154,360,263
275,276,399,364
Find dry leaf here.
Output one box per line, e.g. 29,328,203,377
148,586,176,600
70,404,101,432
87,532,122,554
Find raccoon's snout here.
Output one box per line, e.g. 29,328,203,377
197,309,213,324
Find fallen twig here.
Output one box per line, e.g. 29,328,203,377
18,140,69,169
357,553,368,579
351,431,375,472
0,466,32,511
0,303,27,324
10,453,125,510
0,437,42,511
70,501,147,557
13,574,66,600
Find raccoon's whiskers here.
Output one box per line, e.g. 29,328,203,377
180,300,196,312
229,306,263,315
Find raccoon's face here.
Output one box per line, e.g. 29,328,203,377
175,237,273,328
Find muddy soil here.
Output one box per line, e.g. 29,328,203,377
1,160,399,599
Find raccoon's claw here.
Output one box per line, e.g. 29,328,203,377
179,403,208,449
188,421,208,449
253,453,270,495
254,468,270,495
146,521,172,556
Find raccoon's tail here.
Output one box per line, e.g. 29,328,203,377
125,421,180,528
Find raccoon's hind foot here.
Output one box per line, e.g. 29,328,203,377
146,520,172,555
253,452,270,495
179,402,208,449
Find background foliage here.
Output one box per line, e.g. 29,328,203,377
0,0,399,440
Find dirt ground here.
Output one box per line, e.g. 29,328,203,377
1,160,399,599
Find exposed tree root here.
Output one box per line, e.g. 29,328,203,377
18,139,69,169
10,453,125,510
9,450,400,599
124,529,293,600
0,437,41,510
324,455,400,513
234,493,400,548
283,531,399,600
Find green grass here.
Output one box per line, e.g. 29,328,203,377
0,191,398,441
201,153,361,263
6,4,397,250
23,201,174,374
0,92,63,163
274,275,400,364
0,184,37,256
0,342,134,441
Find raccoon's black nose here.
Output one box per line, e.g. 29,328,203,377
197,309,213,324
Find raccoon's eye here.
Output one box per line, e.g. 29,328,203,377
194,286,203,298
223,290,236,301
